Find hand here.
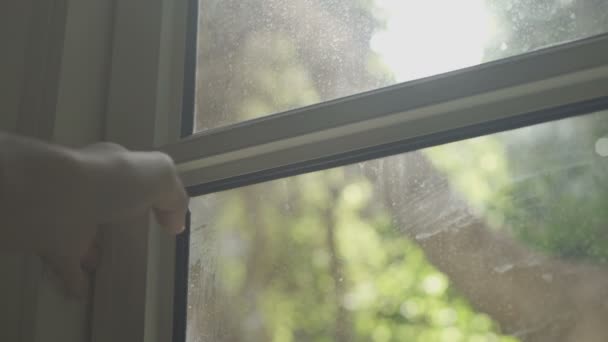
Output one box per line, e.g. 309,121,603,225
0,136,189,297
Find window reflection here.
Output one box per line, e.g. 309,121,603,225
188,112,608,342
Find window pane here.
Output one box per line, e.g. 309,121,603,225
187,111,608,341
193,0,608,131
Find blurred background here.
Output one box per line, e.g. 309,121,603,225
187,1,608,341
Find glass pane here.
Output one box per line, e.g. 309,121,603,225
193,0,608,131
187,111,608,341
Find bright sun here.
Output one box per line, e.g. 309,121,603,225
371,0,496,82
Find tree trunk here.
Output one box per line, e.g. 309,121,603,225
364,151,608,341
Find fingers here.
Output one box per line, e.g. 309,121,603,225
152,175,189,234
79,144,190,234
117,151,189,234
81,234,102,273
61,261,89,299
40,227,100,299
82,141,128,153
43,254,89,299
154,208,187,234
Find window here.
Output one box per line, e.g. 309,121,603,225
153,1,608,342
194,0,608,131
187,111,608,341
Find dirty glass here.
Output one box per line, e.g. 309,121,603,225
187,111,608,341
193,0,608,131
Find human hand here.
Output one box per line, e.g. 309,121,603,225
0,137,189,297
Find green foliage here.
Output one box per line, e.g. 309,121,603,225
236,32,320,120
189,0,608,340
424,113,608,264
209,170,517,341
424,135,511,230
493,115,608,263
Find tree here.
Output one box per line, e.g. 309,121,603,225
188,1,608,341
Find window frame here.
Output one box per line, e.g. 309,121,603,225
172,34,608,342
91,0,192,341
99,1,608,341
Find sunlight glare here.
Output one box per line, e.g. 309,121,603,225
371,0,495,82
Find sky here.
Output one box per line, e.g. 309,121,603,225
371,0,497,82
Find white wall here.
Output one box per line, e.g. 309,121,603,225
0,0,114,341
0,1,37,340
0,0,32,134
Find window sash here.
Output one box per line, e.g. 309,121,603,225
92,0,190,341
171,34,608,342
100,0,608,338
164,34,608,191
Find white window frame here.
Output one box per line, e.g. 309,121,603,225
91,0,191,341
96,0,608,341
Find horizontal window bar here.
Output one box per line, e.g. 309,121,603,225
162,34,608,188
183,97,608,196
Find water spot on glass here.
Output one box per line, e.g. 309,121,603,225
595,137,608,156
493,264,514,273
400,300,420,319
437,308,458,325
422,274,447,296
481,154,498,171
415,230,441,241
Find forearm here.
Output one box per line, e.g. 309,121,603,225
0,133,83,252
0,132,186,297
